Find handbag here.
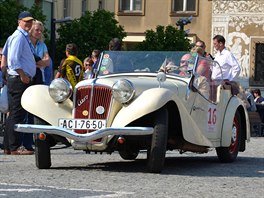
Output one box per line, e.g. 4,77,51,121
0,85,9,113
32,68,43,85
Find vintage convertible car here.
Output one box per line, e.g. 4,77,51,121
15,51,250,173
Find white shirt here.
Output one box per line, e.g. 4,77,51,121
212,48,241,81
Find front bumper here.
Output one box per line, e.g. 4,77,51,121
14,124,154,142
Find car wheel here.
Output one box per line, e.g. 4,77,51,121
34,117,51,169
147,107,168,173
119,147,139,160
216,111,241,162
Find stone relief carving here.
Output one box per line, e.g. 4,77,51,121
227,32,250,78
229,16,264,31
213,1,264,14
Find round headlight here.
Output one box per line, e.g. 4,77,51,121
49,78,72,103
112,79,135,104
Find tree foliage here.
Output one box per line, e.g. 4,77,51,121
135,25,191,51
0,0,47,47
55,9,126,66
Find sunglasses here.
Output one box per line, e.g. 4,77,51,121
180,60,188,64
85,63,91,66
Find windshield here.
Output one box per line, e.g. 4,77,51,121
97,51,197,78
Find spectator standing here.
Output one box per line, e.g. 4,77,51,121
0,47,3,150
29,20,50,85
195,40,214,60
0,47,3,87
109,38,121,51
211,35,241,81
83,56,94,80
25,20,51,150
89,49,100,78
245,89,257,112
253,89,264,104
55,43,84,88
1,11,36,155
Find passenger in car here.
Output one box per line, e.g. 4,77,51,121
191,46,211,78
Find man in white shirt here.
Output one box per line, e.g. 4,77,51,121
211,35,241,81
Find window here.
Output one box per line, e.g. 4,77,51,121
254,43,264,82
118,0,145,16
82,0,87,16
250,38,264,86
63,0,70,18
99,0,106,10
171,0,198,16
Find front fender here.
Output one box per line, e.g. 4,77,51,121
112,88,178,127
221,96,249,146
21,85,73,126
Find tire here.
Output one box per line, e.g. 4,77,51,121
34,117,51,169
147,107,168,173
216,111,241,162
119,147,139,160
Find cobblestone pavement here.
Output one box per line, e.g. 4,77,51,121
0,137,263,198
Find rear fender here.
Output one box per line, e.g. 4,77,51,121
221,97,249,147
21,85,73,126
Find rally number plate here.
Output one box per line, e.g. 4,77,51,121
58,119,106,130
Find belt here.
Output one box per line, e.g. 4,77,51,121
8,75,20,79
8,75,33,81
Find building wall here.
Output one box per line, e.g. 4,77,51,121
115,0,213,52
51,0,212,51
53,0,115,19
212,0,264,88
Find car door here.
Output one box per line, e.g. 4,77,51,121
189,57,223,140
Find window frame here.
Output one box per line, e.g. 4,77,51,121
63,0,70,18
81,0,87,16
170,0,199,17
117,0,145,16
250,38,264,86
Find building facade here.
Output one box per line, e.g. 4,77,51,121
212,0,264,88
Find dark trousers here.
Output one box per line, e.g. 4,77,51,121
4,76,32,151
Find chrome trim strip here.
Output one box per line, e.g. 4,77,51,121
14,124,153,142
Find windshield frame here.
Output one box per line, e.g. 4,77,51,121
95,51,198,79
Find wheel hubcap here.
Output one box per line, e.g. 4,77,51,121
229,118,239,153
231,126,237,144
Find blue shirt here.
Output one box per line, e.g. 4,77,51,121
32,40,48,81
33,40,48,57
3,27,36,77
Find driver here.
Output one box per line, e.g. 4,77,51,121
159,53,192,76
178,53,192,76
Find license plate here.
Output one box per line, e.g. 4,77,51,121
58,119,106,130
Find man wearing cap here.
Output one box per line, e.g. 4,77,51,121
1,11,36,155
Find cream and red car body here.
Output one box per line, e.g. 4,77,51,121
15,51,250,173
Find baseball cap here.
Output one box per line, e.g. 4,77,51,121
18,11,34,21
